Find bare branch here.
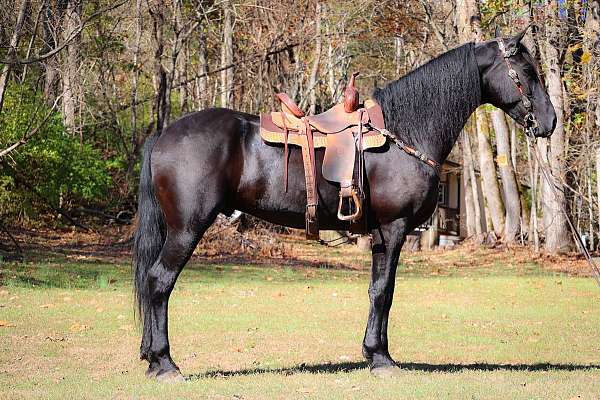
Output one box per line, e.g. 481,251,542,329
0,0,128,65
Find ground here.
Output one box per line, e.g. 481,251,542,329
0,228,599,399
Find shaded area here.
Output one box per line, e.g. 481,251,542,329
4,227,364,272
189,361,600,380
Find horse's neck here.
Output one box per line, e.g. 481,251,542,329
376,44,482,166
416,71,481,163
427,95,481,164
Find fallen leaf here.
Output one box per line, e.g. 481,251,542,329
0,320,15,327
581,51,592,64
45,336,66,342
69,323,90,333
40,304,55,308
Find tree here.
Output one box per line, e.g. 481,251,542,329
537,2,573,253
491,109,522,243
220,0,234,108
0,0,29,114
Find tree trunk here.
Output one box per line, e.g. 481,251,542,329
476,110,505,236
527,138,540,252
196,26,208,110
538,6,572,253
125,0,143,181
455,0,479,44
326,24,335,102
307,1,322,115
43,0,64,106
456,0,485,239
61,0,81,137
220,0,234,108
395,36,403,76
0,0,29,114
463,170,476,237
149,4,168,132
491,109,521,243
421,206,439,249
462,130,483,236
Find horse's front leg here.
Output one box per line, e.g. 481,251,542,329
362,219,407,376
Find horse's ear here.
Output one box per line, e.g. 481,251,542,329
513,25,531,44
504,25,531,54
494,26,502,38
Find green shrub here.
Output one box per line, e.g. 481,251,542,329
0,85,111,222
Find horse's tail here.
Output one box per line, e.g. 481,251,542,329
133,132,165,327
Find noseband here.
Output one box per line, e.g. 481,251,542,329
497,39,539,137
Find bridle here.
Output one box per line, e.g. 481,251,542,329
497,38,539,138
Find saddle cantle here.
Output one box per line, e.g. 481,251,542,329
259,73,387,240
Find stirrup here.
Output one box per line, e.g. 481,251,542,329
337,188,362,221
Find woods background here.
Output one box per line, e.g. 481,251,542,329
0,0,599,254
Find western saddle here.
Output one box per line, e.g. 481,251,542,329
259,72,388,240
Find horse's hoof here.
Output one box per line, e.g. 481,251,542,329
156,369,185,383
370,364,401,378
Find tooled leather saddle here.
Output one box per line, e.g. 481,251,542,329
259,72,387,240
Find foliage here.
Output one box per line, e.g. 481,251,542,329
0,85,111,222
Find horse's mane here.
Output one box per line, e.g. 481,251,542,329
373,43,481,159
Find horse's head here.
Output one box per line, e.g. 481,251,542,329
475,28,556,138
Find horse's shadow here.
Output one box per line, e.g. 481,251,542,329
187,361,600,380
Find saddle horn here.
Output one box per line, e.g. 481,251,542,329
344,72,360,113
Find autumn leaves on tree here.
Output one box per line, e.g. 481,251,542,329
1,0,599,254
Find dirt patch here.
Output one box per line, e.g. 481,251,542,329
2,224,597,278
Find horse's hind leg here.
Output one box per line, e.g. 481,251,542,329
144,210,219,381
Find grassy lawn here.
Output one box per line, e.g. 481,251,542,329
1,242,599,399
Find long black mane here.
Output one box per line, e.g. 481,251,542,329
373,43,481,163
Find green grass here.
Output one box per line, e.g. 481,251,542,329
1,252,599,399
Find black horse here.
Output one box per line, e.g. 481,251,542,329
133,31,556,381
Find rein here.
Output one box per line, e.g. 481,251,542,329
530,140,600,287
379,128,441,177
498,39,600,287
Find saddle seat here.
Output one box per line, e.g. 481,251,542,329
259,73,388,240
274,93,370,134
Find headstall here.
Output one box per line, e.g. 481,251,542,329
497,38,539,137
